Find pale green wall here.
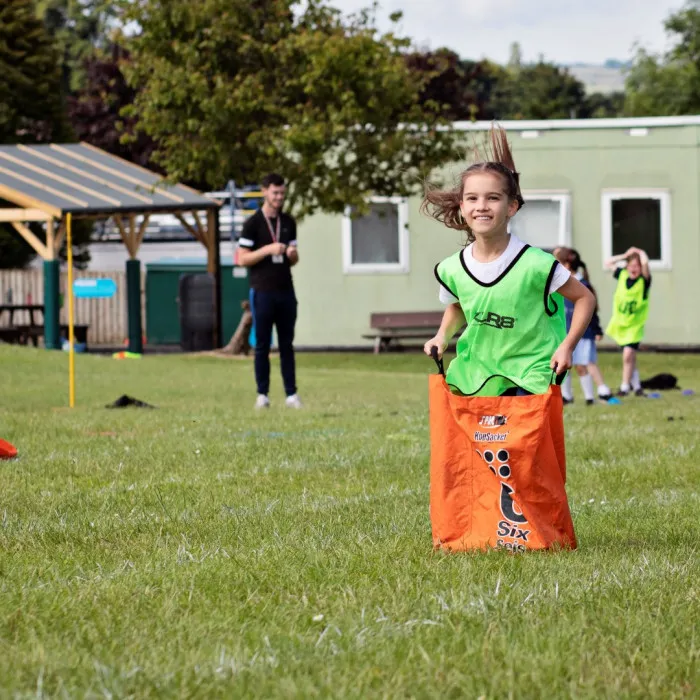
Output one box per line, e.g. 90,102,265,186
294,124,700,347
294,198,461,347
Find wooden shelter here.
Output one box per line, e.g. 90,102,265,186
0,143,222,351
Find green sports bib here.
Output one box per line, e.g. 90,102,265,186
436,245,566,396
605,269,649,346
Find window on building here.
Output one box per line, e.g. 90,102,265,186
602,190,671,269
508,192,571,251
342,197,409,273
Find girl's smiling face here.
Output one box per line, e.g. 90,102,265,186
459,171,519,238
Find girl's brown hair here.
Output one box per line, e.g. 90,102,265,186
555,247,590,283
421,125,525,243
555,246,599,309
554,246,572,266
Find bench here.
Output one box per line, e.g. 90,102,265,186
0,305,90,348
16,324,44,347
0,304,44,347
0,327,21,345
0,323,90,348
20,325,90,349
362,311,445,353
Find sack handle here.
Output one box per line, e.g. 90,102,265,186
430,346,445,377
551,366,566,386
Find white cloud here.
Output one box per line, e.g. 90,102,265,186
333,0,686,63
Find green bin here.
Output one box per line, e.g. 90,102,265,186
145,259,249,346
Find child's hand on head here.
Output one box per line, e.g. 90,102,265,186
550,343,573,375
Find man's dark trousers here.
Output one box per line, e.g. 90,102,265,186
250,288,297,396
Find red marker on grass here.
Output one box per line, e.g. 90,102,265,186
0,439,17,460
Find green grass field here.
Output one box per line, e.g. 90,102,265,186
1,345,698,698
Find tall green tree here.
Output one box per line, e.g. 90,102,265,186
0,0,69,143
582,91,625,118
120,0,456,217
492,61,588,120
624,0,700,116
0,0,73,268
68,46,155,168
36,0,117,92
406,48,507,121
508,42,523,73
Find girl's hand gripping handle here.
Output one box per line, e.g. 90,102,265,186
429,345,445,377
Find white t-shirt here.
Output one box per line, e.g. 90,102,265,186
438,235,571,305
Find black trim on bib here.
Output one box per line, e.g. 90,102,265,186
434,264,458,298
459,243,531,288
544,261,559,317
446,370,559,397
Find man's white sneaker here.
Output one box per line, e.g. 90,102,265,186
255,394,270,409
285,394,302,409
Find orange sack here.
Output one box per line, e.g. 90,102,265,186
429,370,576,553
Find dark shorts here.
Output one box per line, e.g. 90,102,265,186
500,387,534,397
622,343,640,351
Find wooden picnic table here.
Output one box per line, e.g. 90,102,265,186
0,303,44,325
0,304,90,348
0,304,45,346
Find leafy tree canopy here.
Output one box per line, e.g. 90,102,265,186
120,0,457,218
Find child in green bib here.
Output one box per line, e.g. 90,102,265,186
604,247,651,396
422,126,596,397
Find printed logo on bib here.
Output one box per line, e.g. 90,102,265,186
473,312,516,329
478,414,508,428
618,300,638,315
477,447,531,553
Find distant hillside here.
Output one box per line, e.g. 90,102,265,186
565,64,627,95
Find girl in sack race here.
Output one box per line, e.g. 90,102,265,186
422,126,596,553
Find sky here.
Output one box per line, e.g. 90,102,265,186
333,0,686,65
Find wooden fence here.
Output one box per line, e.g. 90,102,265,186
0,269,146,346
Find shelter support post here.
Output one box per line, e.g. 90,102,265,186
126,258,143,355
43,259,61,349
42,219,60,350
115,215,148,356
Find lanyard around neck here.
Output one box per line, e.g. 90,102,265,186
262,211,280,243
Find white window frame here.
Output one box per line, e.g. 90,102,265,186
601,189,672,270
513,190,572,249
342,196,409,274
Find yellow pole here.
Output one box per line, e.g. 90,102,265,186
67,213,75,408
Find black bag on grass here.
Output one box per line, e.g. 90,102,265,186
640,374,679,391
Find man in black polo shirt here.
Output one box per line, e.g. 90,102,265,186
237,173,301,409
